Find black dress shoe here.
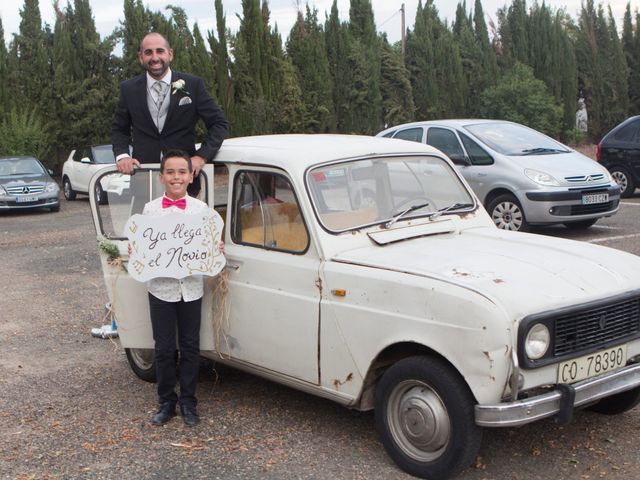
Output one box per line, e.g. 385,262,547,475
180,405,200,426
151,404,176,425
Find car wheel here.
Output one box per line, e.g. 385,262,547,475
610,166,636,198
375,356,482,480
63,177,76,201
95,182,107,205
588,386,640,415
487,194,529,232
125,348,156,382
563,219,597,230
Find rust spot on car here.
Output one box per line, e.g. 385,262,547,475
333,373,354,389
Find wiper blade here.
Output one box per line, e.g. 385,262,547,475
520,147,566,155
384,201,431,229
426,202,475,221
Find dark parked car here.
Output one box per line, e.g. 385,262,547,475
0,156,60,212
598,115,640,197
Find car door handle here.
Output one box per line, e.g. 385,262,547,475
225,263,240,271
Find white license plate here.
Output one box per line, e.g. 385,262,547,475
557,345,627,383
582,193,608,205
16,195,39,203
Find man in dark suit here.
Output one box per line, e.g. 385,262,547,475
111,32,228,178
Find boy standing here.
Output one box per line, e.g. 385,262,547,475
142,149,210,426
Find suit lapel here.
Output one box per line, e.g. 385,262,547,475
164,72,180,131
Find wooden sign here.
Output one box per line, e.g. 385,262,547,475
124,210,225,282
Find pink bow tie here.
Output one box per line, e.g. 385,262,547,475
162,197,187,209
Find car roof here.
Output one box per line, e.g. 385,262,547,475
215,134,444,174
378,119,517,135
0,155,38,161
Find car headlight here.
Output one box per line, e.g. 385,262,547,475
525,323,550,360
44,182,59,193
525,169,560,186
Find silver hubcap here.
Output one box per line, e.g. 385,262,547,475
387,380,451,462
64,181,71,196
492,201,523,230
129,348,155,370
95,185,102,201
612,171,628,194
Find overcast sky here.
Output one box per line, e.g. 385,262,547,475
0,0,633,46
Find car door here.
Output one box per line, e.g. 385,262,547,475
75,147,96,193
425,126,494,202
221,167,321,384
89,165,217,351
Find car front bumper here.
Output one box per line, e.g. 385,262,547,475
475,363,640,427
0,195,59,210
521,183,620,224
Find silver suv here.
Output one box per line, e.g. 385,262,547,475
378,119,620,231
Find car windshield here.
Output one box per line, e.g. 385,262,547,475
0,158,45,176
307,155,475,232
464,122,570,156
93,146,116,164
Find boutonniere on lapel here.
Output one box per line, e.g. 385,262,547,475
171,79,190,96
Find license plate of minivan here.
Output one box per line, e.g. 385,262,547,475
582,193,608,205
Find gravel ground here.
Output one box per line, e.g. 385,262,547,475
2,194,640,480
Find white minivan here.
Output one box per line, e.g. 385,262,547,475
378,120,620,232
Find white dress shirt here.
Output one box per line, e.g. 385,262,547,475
142,193,208,302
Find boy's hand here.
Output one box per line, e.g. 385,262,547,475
127,242,132,256
218,241,225,254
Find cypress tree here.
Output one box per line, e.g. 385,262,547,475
453,2,480,115
191,23,215,96
121,0,150,80
209,0,234,128
286,6,334,133
622,4,640,113
575,1,629,138
379,38,415,127
473,0,498,86
0,18,10,119
14,0,50,108
349,0,382,133
325,0,352,132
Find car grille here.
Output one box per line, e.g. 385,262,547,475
5,185,45,195
565,173,606,183
554,296,640,357
570,200,617,215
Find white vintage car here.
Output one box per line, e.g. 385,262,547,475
90,135,640,480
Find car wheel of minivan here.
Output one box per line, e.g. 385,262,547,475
63,177,76,201
487,194,529,232
125,348,156,382
610,166,636,198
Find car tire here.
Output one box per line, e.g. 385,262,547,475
63,177,76,201
563,219,597,230
375,356,482,480
50,204,60,213
487,194,529,232
610,166,636,198
588,386,640,415
95,182,107,205
125,348,156,383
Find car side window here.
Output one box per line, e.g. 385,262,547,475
393,127,424,143
614,121,640,142
382,130,396,138
426,128,465,158
232,170,309,253
73,148,87,162
459,132,494,165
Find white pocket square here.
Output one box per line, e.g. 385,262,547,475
178,97,192,106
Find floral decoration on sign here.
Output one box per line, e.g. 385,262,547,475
171,79,190,96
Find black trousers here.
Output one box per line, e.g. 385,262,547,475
148,293,201,408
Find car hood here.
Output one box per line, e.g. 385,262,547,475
0,173,52,186
332,227,640,320
506,151,608,179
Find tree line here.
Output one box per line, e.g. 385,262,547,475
0,0,638,170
